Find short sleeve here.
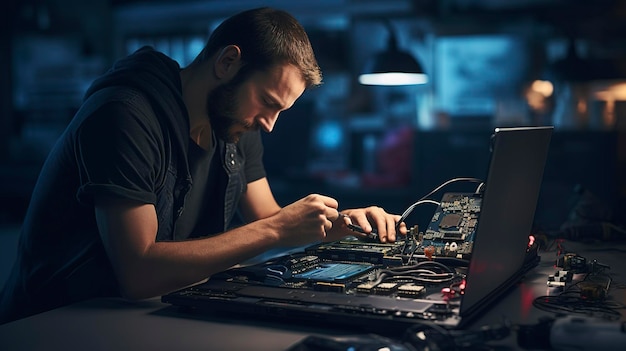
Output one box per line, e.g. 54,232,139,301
75,100,164,205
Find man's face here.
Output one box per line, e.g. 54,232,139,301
206,64,306,143
206,77,246,143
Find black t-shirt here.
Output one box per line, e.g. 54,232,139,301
174,137,222,239
0,47,268,324
0,91,266,324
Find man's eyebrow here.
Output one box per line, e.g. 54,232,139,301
264,93,287,110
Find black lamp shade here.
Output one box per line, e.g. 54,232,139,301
365,48,424,74
359,46,427,86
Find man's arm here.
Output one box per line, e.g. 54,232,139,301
237,177,282,221
94,187,341,300
95,199,280,300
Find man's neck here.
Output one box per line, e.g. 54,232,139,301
189,122,213,151
180,63,216,151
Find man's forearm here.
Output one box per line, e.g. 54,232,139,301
117,219,280,300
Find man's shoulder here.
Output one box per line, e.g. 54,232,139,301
85,86,150,109
77,86,161,126
70,87,162,142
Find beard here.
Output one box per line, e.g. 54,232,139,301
206,77,255,144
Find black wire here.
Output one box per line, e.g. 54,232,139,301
372,261,458,285
532,294,623,320
387,260,456,274
382,274,455,284
532,271,625,321
396,177,483,229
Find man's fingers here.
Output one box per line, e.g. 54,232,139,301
337,213,352,224
326,208,346,222
305,194,339,222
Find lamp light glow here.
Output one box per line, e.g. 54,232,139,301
359,21,427,86
359,72,428,86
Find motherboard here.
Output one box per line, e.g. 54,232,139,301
200,193,480,303
419,192,481,259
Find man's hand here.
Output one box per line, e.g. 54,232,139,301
327,206,407,243
266,194,406,247
269,194,342,247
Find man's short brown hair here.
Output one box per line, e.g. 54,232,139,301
194,7,323,88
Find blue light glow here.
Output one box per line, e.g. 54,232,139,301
314,121,344,150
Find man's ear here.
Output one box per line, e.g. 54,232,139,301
214,45,242,80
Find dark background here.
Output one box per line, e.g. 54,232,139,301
1,0,626,285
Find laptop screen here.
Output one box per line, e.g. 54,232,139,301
459,126,553,316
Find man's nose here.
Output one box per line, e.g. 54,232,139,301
257,111,280,133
